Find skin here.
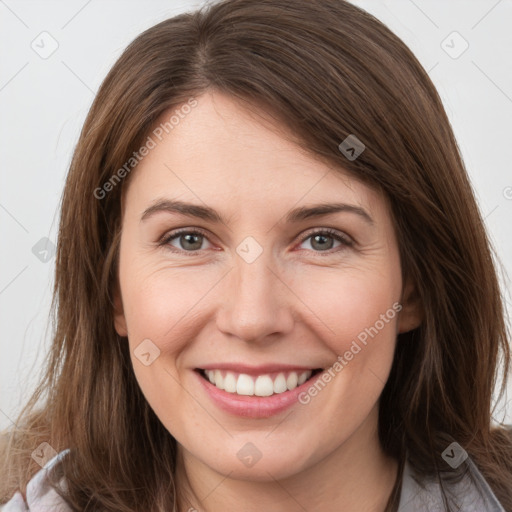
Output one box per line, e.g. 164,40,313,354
113,90,422,511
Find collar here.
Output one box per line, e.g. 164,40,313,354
398,453,506,511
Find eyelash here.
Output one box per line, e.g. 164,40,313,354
158,227,354,256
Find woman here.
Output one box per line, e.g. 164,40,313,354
1,0,511,510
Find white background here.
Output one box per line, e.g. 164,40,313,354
1,0,511,430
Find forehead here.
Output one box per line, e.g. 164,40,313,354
123,91,385,221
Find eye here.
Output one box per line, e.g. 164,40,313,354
297,228,353,254
159,228,213,253
158,227,353,255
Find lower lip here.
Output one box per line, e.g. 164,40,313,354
194,370,322,419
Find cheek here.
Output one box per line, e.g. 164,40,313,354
290,265,401,429
121,263,218,353
289,264,401,354
121,265,210,430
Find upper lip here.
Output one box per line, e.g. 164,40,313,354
197,363,323,375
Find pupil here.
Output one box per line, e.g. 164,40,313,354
182,233,202,250
312,234,333,251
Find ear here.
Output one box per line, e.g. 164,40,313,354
397,279,423,334
113,281,128,337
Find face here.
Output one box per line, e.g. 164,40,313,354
113,90,421,481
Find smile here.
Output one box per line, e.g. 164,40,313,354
196,368,323,397
194,363,326,418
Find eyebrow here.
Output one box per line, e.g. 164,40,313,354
140,199,374,225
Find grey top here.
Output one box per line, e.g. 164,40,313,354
1,448,507,511
398,453,506,511
0,449,70,512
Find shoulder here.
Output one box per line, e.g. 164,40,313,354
398,451,507,512
0,450,71,512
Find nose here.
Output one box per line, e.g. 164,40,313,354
215,252,294,344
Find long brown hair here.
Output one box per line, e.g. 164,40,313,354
2,0,511,510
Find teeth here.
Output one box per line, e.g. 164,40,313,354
214,370,223,389
298,371,310,385
224,372,237,393
255,375,274,396
236,374,254,395
203,369,315,396
273,373,287,393
286,372,298,390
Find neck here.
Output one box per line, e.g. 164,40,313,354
175,407,399,512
